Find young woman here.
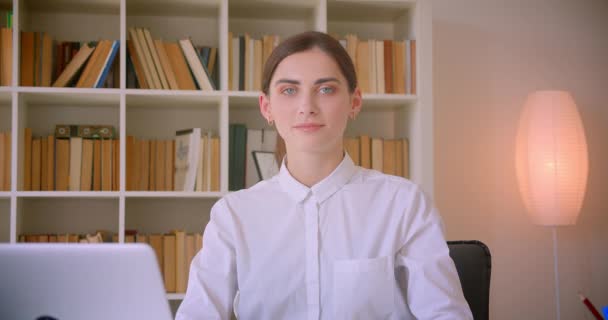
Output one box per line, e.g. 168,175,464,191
176,31,472,320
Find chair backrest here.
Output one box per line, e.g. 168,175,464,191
447,240,492,320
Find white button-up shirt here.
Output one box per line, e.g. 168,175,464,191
176,153,473,319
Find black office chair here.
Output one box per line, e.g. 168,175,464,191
447,240,492,320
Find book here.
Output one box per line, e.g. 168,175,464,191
24,128,32,190
40,32,53,87
154,39,179,90
344,137,360,166
101,139,112,191
94,40,119,88
148,234,164,273
76,39,110,88
142,28,169,89
0,133,4,190
371,137,383,172
174,230,187,293
128,28,156,89
356,41,370,93
46,136,54,190
382,139,396,175
165,140,174,191
163,234,176,292
164,42,196,90
136,28,162,89
2,132,10,191
210,136,220,191
31,139,41,190
93,139,101,191
174,128,201,192
53,43,95,87
127,40,148,89
359,135,371,169
393,41,406,94
179,38,215,91
80,138,94,191
55,138,70,191
126,136,136,190
1,27,12,86
40,138,48,190
20,31,34,86
69,137,83,191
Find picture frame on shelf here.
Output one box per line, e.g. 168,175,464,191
252,151,279,181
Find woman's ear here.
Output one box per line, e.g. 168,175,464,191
350,87,363,118
259,93,271,121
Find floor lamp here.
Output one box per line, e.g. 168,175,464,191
515,90,588,320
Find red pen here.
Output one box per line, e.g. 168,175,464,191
579,292,604,320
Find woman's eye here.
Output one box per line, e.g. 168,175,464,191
320,86,334,94
282,87,296,95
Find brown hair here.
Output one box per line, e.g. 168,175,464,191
261,31,357,95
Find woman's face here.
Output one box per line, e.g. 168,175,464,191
259,47,362,156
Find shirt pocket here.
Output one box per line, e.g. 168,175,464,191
332,255,394,319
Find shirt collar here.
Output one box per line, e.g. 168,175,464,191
278,152,358,204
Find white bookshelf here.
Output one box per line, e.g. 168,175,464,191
0,0,432,303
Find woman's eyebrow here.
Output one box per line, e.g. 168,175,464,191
274,77,340,86
274,79,300,86
314,77,340,85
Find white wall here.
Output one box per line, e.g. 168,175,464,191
432,0,608,319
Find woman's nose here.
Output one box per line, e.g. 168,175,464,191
297,93,319,116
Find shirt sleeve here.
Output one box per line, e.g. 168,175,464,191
176,199,238,320
395,186,473,319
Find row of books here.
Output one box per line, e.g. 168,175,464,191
0,27,12,86
125,131,220,192
127,27,218,91
18,230,204,294
18,30,120,88
19,232,114,244
22,127,119,191
340,34,417,95
140,231,203,294
344,135,410,178
228,33,280,91
229,124,278,191
0,12,12,86
0,131,11,191
52,40,120,88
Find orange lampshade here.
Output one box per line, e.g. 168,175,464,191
515,90,588,226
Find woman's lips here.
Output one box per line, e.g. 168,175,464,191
293,123,324,132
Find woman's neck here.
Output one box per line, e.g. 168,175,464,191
285,147,344,188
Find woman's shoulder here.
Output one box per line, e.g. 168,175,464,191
220,176,282,204
353,166,420,193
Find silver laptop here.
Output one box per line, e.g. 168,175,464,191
0,243,173,320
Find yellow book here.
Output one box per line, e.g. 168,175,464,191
31,138,41,191
101,139,112,191
24,128,32,190
210,136,220,191
149,234,164,272
80,139,94,191
46,136,54,191
343,137,360,166
163,234,176,293
55,139,70,191
382,139,396,175
174,230,187,293
371,137,383,172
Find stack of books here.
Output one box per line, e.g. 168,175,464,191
22,125,119,191
127,27,218,90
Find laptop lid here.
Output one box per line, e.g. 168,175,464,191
0,244,172,320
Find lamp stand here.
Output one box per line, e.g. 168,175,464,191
552,227,561,320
